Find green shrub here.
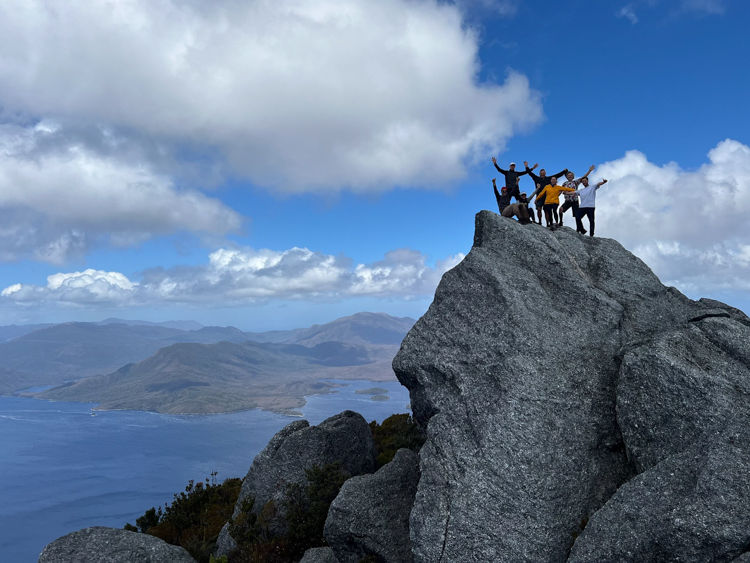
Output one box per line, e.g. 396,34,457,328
126,476,242,563
369,413,425,468
227,462,350,563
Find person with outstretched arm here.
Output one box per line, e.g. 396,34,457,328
524,161,568,224
539,176,576,230
570,177,609,236
559,165,596,227
492,158,535,201
492,178,513,214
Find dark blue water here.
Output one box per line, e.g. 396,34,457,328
0,380,410,562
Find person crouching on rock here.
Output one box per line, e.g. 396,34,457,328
516,191,536,223
493,178,531,224
541,176,576,230
502,201,531,224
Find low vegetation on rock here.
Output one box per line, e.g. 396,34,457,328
125,413,424,562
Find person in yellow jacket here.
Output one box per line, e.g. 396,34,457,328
540,176,576,230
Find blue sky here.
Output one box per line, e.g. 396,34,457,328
1,0,748,330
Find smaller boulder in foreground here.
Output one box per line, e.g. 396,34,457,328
38,526,196,563
325,448,419,563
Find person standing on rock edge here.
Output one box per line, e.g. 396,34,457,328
524,161,568,224
559,165,596,227
541,176,577,230
492,158,535,201
570,177,608,236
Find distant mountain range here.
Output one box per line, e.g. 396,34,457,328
1,313,415,413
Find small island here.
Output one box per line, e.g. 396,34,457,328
370,394,390,401
355,387,389,395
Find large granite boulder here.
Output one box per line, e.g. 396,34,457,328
38,526,196,563
325,448,419,563
216,411,376,555
393,211,750,562
568,417,750,562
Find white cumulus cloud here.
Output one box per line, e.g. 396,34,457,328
595,139,750,295
0,0,543,192
0,246,465,307
0,122,243,264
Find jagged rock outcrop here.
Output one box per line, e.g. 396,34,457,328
300,546,340,563
392,210,750,563
216,411,376,555
325,448,420,563
38,526,196,563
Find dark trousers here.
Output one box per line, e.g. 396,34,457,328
576,207,595,235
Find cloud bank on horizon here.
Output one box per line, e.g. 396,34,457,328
1,248,464,306
597,139,750,297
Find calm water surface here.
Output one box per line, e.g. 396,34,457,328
0,380,410,562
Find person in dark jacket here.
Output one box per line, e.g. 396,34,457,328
523,161,568,224
492,158,535,201
492,178,513,214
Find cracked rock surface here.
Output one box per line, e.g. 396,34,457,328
393,211,750,563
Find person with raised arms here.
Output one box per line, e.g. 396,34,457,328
559,165,596,227
570,177,609,236
524,161,568,224
492,157,535,202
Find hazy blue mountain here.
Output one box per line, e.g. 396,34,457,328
2,313,410,400
40,339,390,414
0,324,55,342
97,318,204,331
0,323,185,385
287,312,416,346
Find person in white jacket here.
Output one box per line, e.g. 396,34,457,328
571,177,608,236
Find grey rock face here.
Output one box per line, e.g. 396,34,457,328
568,419,750,563
617,316,750,473
393,211,750,563
38,526,196,563
325,448,419,563
300,546,340,563
216,411,376,555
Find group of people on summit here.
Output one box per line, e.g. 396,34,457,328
490,157,608,236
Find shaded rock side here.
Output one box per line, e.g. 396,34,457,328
38,526,196,563
393,211,730,563
325,448,420,563
617,314,750,473
568,418,750,563
216,411,376,555
300,546,340,563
